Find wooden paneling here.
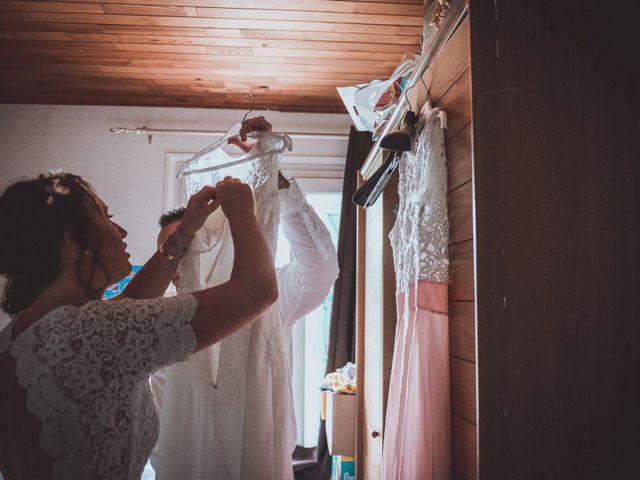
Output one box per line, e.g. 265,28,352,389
448,180,473,245
471,1,640,478
441,69,472,139
422,17,470,103
449,241,473,302
0,20,422,44
0,1,423,111
429,16,477,480
447,125,472,191
452,414,478,480
450,300,475,362
450,357,476,424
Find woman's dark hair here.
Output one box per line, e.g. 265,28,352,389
0,173,105,315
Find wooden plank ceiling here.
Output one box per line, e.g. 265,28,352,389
0,0,423,112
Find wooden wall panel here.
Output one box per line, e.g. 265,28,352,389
452,415,478,480
424,18,470,104
440,69,471,139
431,16,477,480
449,181,473,245
447,126,472,191
471,2,640,478
450,300,475,362
449,240,474,302
450,357,476,424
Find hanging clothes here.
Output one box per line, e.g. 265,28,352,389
383,106,451,479
153,133,294,480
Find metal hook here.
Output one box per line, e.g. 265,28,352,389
402,64,432,113
402,82,415,113
419,74,432,104
241,92,255,123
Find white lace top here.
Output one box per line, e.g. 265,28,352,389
389,107,450,293
0,295,198,480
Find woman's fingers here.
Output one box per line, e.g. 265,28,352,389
192,185,217,207
214,177,254,220
227,136,253,153
217,176,240,186
239,116,272,141
181,186,220,235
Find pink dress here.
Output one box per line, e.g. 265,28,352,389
383,107,450,479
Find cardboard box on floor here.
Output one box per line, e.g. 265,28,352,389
325,391,356,456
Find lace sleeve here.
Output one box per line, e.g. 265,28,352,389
78,295,198,377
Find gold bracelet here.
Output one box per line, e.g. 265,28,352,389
159,228,194,266
158,241,178,266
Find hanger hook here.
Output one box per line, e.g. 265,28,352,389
241,92,255,123
402,82,415,113
419,74,432,103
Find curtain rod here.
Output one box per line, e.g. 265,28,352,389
359,0,468,178
109,126,348,142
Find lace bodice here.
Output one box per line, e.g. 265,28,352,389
0,295,197,479
389,109,450,293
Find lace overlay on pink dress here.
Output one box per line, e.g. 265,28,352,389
384,108,451,479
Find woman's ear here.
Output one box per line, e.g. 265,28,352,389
60,230,82,263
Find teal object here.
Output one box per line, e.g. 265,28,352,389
331,455,355,480
103,265,142,299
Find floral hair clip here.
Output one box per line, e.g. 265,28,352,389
45,176,71,206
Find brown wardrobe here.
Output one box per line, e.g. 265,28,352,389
355,1,638,479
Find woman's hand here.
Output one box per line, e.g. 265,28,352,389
227,116,273,152
239,116,272,141
215,177,255,221
180,186,219,236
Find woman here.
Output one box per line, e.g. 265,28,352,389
0,171,278,479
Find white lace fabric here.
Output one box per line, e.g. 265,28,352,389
389,110,450,293
154,135,293,479
0,295,198,479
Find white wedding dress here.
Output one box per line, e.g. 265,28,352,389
154,132,295,480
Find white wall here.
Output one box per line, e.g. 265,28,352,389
0,104,350,263
0,103,351,326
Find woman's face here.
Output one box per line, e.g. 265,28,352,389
84,188,132,288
